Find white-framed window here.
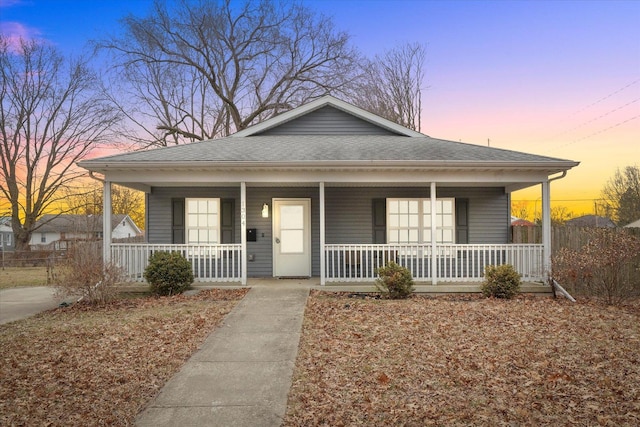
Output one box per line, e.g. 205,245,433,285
41,233,46,243
186,198,220,244
387,198,455,244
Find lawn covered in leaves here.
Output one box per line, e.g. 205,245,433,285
0,288,248,426
285,292,640,426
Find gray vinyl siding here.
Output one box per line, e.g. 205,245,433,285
324,187,509,245
147,187,241,244
256,106,400,136
147,185,508,278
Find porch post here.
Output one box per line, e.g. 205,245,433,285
103,180,112,263
541,180,551,279
319,182,326,286
430,182,437,285
240,182,247,285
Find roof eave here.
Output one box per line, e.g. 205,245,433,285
79,159,580,172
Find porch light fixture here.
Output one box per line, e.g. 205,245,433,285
262,203,269,218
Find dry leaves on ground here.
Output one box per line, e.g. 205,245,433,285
0,288,248,426
285,292,640,427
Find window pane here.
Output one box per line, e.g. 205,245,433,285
409,214,418,227
198,229,208,242
442,215,453,227
389,214,399,227
389,230,399,243
436,215,443,227
208,200,217,213
399,200,408,214
188,200,198,212
442,229,453,243
198,200,207,212
389,200,398,213
281,205,304,229
423,200,431,214
399,215,408,227
409,200,418,214
209,229,218,243
188,229,199,243
424,229,432,241
409,229,419,242
442,200,453,214
281,229,304,253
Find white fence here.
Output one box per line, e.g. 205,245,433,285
111,243,242,282
324,243,544,283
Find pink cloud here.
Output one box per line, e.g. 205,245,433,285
0,21,43,52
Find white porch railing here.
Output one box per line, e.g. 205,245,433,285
111,243,243,283
324,243,544,283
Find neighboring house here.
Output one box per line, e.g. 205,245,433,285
623,218,640,228
30,214,142,248
511,216,536,227
79,96,579,286
565,215,616,228
0,217,14,251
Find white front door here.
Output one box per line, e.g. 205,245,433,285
273,198,311,277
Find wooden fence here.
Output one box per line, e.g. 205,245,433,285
511,225,640,253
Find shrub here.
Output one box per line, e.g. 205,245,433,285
144,251,194,296
481,264,521,299
53,243,122,305
375,261,415,299
552,228,640,305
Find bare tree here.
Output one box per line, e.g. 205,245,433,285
100,0,359,146
0,36,120,250
350,42,426,131
63,182,145,229
601,165,640,226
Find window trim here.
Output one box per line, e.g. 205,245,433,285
387,198,456,244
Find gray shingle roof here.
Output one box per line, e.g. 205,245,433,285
81,135,572,165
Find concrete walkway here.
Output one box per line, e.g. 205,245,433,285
0,286,65,325
136,282,311,427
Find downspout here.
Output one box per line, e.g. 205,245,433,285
88,171,104,183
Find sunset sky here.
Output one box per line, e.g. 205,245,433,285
2,0,639,218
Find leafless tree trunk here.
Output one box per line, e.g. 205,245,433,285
350,42,426,131
0,36,120,250
100,0,359,147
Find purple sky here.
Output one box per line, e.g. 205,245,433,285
2,0,639,215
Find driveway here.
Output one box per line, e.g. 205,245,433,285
0,286,65,325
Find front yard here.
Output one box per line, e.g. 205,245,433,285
285,292,640,426
0,289,248,426
1,289,638,426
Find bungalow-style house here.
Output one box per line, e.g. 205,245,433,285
30,214,142,249
78,96,579,287
0,217,14,251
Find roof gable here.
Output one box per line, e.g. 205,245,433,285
254,105,399,136
232,95,423,137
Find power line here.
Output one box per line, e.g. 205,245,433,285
549,114,640,152
569,78,640,117
552,97,639,138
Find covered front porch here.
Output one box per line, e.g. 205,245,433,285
104,178,552,286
